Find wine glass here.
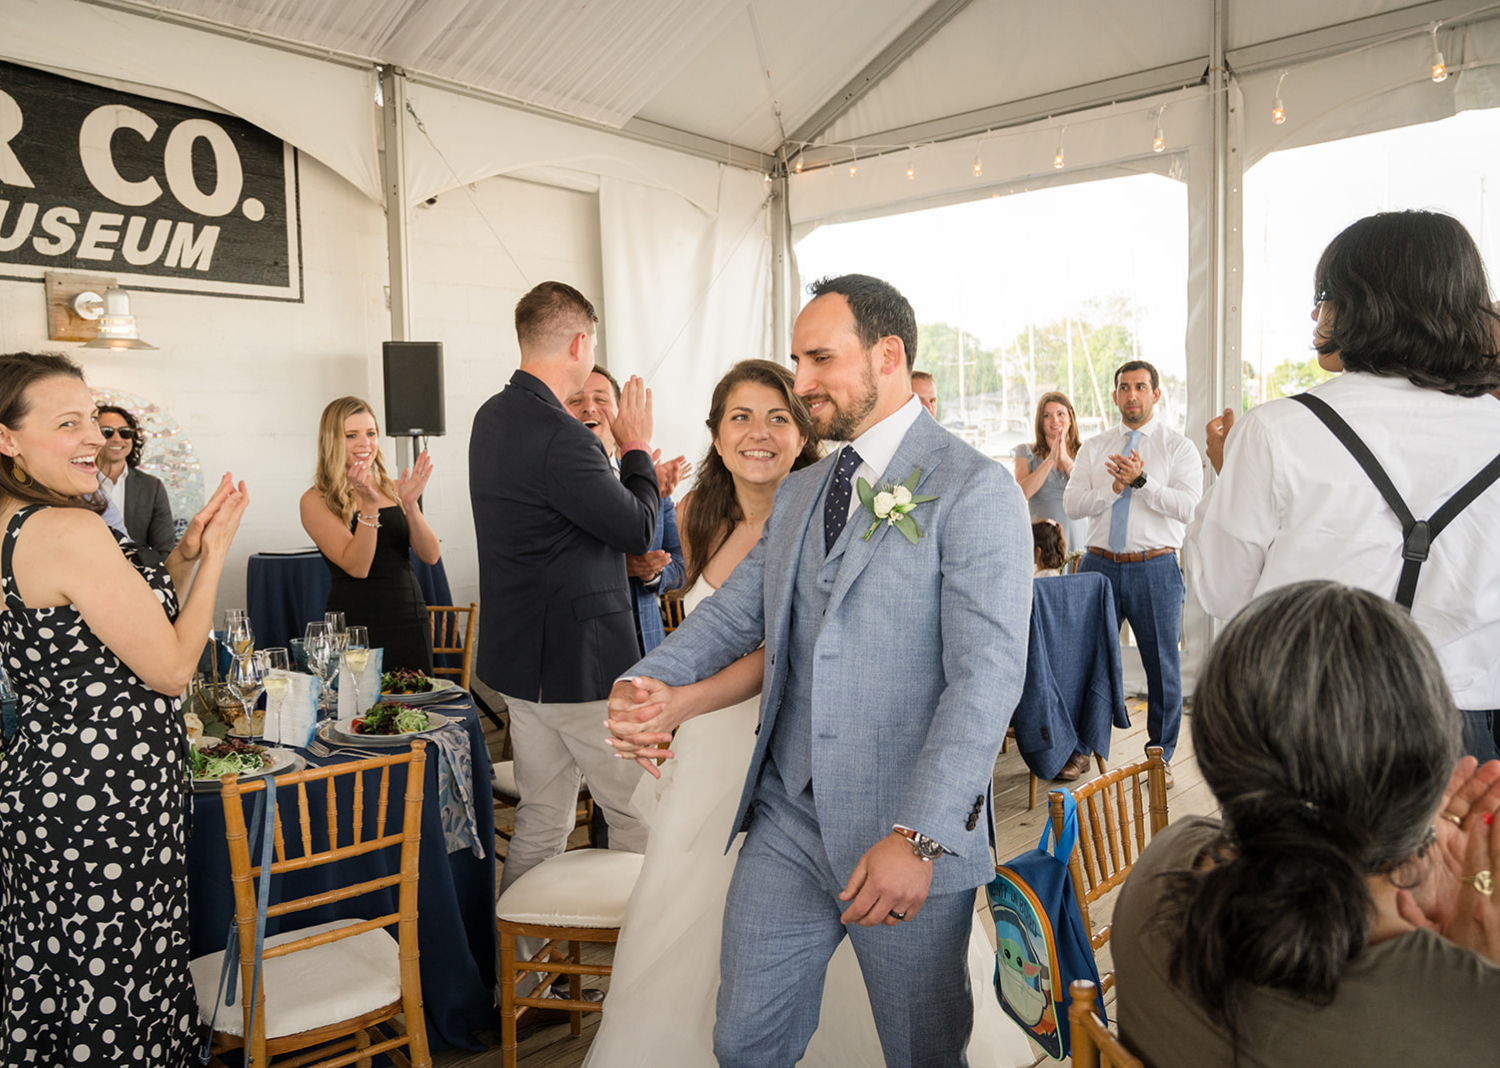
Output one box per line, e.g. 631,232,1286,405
304,622,335,723
324,611,346,635
228,650,268,738
226,612,255,660
342,626,370,716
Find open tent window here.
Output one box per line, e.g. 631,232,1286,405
794,172,1189,458
1241,109,1500,411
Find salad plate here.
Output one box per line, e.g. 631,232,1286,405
330,709,452,748
378,673,460,705
190,744,301,792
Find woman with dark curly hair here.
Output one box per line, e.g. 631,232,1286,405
1187,210,1500,759
1113,581,1500,1067
95,404,177,567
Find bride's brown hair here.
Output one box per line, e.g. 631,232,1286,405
679,360,821,592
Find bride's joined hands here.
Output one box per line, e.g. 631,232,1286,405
606,675,691,775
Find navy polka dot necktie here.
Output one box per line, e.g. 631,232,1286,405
824,446,864,554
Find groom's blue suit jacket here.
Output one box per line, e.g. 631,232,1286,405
628,413,1032,895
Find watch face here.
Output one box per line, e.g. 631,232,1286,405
913,836,943,860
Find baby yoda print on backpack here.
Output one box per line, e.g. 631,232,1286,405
987,788,1104,1059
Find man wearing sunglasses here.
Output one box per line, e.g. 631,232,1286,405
96,405,178,567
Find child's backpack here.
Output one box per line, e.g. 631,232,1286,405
986,788,1104,1059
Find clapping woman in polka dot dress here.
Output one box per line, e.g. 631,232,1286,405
0,352,248,1067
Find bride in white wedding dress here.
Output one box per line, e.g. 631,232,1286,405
584,361,1032,1068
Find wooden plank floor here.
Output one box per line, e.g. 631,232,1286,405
442,700,1218,1068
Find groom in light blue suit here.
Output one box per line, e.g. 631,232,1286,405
610,275,1031,1066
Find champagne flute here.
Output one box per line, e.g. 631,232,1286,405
342,626,370,716
228,651,268,738
261,647,291,705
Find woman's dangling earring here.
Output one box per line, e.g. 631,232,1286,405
11,459,30,485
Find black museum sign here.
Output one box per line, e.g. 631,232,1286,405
0,60,302,301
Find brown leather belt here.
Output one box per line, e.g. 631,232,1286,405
1089,546,1176,564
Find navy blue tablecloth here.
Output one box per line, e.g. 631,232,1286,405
246,551,454,654
187,693,494,1052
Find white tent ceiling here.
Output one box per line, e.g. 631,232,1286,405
55,0,1490,169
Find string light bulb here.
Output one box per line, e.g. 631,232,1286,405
1053,127,1066,170
1152,127,1165,152
1431,23,1448,82
906,154,915,180
793,156,803,173
1272,71,1287,125
973,154,983,178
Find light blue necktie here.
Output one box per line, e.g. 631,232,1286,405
1108,429,1143,553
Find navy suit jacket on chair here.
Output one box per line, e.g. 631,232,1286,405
470,369,659,703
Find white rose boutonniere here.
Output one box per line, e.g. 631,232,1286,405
856,468,938,545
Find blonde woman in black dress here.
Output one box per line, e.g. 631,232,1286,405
0,351,247,1067
300,397,441,673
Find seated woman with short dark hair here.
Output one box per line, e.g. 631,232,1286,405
1113,581,1500,1066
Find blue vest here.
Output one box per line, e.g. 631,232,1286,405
767,480,858,798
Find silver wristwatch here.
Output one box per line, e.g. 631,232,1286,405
894,827,943,862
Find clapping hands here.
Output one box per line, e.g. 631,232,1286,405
175,473,249,563
1396,756,1500,963
397,451,434,509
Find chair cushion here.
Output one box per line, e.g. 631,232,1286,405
497,848,644,927
189,918,402,1038
491,762,589,801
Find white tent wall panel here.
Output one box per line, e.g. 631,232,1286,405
599,166,774,472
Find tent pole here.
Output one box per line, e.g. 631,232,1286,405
770,169,794,364
380,64,414,469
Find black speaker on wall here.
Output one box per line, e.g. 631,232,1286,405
382,341,446,436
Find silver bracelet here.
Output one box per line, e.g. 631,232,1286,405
356,512,381,528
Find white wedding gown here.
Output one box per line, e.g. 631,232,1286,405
583,581,1034,1067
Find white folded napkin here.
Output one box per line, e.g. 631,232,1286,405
337,648,385,719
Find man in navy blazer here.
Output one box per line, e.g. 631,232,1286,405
610,276,1032,1066
470,282,660,910
564,365,686,654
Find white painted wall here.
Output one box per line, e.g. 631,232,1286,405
0,156,605,622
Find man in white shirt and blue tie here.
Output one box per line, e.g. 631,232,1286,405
1064,361,1202,783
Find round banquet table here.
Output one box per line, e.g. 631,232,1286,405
187,691,494,1052
245,549,454,654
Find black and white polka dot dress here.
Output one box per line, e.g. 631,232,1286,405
0,506,196,1066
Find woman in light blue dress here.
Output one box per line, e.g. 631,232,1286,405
1012,391,1086,554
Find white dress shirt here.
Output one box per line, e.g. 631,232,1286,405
1184,372,1500,711
1064,416,1202,552
99,464,128,514
838,394,925,522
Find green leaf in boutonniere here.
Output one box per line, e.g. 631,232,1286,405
857,467,940,542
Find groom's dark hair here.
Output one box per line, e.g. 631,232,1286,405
808,274,918,371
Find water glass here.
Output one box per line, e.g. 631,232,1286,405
324,611,346,635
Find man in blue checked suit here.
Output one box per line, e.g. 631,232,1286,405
608,275,1032,1066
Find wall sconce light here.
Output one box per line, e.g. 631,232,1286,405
45,272,157,350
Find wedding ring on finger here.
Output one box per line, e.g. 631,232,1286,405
1461,870,1494,896
888,910,907,921
1441,811,1464,827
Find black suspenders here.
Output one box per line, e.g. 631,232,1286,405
1290,392,1500,610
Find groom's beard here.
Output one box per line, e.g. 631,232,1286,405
809,359,880,442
